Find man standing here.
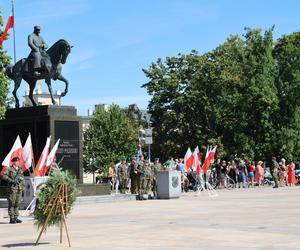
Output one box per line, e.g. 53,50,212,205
270,156,279,188
137,155,146,200
2,157,24,224
28,26,48,77
128,157,138,194
117,157,128,194
143,161,152,195
151,157,161,198
176,158,189,192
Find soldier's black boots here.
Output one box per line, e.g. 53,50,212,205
9,218,22,224
15,218,22,223
9,219,16,224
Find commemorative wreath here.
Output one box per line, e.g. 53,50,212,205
34,165,77,229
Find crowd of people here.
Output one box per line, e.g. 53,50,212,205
209,156,299,189
105,155,299,197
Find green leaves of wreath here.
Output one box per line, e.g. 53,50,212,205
34,165,77,229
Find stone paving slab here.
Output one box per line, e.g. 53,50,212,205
0,186,299,250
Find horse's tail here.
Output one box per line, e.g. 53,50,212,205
5,65,14,79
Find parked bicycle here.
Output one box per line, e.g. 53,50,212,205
208,170,236,189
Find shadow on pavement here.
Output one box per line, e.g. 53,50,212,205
2,242,50,248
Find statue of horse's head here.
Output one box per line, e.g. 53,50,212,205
59,40,73,64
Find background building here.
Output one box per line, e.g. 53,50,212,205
23,82,62,106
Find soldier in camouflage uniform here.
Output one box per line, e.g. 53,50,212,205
270,156,279,188
1,157,24,223
143,161,152,195
117,157,128,194
137,155,146,200
151,157,161,198
128,157,138,194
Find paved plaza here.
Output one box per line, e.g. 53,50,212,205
0,186,299,250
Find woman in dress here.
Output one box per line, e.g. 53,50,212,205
255,161,264,186
287,162,296,186
228,161,238,186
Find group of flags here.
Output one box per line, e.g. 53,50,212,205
184,145,217,174
0,134,60,177
0,12,14,46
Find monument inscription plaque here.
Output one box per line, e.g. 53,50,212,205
55,121,80,178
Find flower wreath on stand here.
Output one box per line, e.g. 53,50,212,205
34,164,77,229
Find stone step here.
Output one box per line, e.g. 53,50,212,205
0,194,137,210
75,194,137,204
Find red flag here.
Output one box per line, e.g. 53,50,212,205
21,133,34,172
208,146,217,162
34,137,51,176
184,147,194,172
44,139,60,175
0,136,23,176
202,146,211,174
0,13,14,45
192,146,201,174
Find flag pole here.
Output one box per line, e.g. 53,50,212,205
11,0,16,64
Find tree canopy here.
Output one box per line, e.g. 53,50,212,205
142,27,300,162
83,104,138,174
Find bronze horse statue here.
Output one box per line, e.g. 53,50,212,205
5,39,72,108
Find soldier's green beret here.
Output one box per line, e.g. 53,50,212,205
120,156,126,161
154,157,159,161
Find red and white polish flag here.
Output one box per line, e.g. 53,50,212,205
192,146,201,174
34,136,51,176
22,133,34,172
208,146,217,163
0,13,14,45
202,146,211,174
0,135,23,175
184,147,194,172
44,139,60,175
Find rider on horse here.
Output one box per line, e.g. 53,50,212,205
28,26,48,77
5,26,72,108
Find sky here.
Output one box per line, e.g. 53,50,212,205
1,0,300,116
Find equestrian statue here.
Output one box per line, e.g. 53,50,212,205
5,26,72,108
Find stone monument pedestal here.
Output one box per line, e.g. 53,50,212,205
156,170,181,199
0,105,83,183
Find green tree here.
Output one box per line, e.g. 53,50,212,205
142,27,282,161
83,104,138,176
0,9,11,118
273,31,300,160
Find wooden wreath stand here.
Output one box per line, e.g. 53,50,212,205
35,182,71,247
